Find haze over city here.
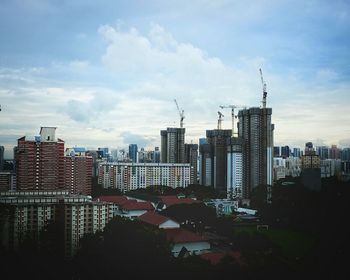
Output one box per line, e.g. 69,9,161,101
1,0,350,158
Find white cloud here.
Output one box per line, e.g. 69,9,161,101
1,22,350,154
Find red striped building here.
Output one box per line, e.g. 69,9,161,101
16,127,65,191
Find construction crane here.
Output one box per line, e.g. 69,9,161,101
174,99,185,128
219,104,246,136
217,111,224,130
259,68,267,108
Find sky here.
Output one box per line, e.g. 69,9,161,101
1,0,350,158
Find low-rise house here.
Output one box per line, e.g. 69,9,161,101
97,196,154,219
138,211,180,229
165,228,211,257
137,211,210,257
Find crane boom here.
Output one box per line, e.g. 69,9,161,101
174,99,185,128
219,104,247,136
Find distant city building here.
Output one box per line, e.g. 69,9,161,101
199,144,212,187
160,128,185,163
185,144,198,184
227,137,244,199
199,138,208,145
0,172,15,191
98,162,191,191
342,148,350,161
153,147,161,163
15,127,65,191
128,144,138,163
292,147,302,158
97,147,109,158
238,107,274,199
281,145,290,158
64,148,93,195
329,145,340,159
316,146,329,160
273,146,280,157
285,157,301,177
320,159,342,178
301,142,321,191
0,146,4,171
273,157,286,181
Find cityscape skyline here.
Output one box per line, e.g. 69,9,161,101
1,1,350,158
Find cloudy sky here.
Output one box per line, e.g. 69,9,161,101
1,0,349,158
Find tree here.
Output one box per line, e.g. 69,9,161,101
162,203,216,232
73,216,176,279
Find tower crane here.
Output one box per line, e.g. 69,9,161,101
259,68,267,109
217,111,224,130
219,104,247,136
174,99,185,128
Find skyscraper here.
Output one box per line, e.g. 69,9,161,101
316,146,329,160
160,128,185,163
238,107,274,199
16,127,65,191
129,144,138,163
281,145,290,158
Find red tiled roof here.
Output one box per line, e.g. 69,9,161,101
165,228,208,243
121,201,154,211
96,196,129,204
98,195,136,206
200,251,244,266
159,196,199,207
138,211,176,226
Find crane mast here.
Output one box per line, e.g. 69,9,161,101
259,68,267,109
217,111,224,130
219,104,246,136
174,99,185,128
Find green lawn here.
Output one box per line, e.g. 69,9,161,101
263,229,316,259
233,226,316,259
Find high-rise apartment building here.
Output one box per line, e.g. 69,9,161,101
238,107,274,199
316,146,329,160
227,137,244,199
301,142,321,191
199,129,232,195
0,146,4,171
64,148,93,195
129,144,138,163
98,162,191,191
0,191,113,257
185,144,198,184
160,128,185,163
292,147,302,158
16,127,65,191
199,144,212,187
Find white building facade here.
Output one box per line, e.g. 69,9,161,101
98,163,191,191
